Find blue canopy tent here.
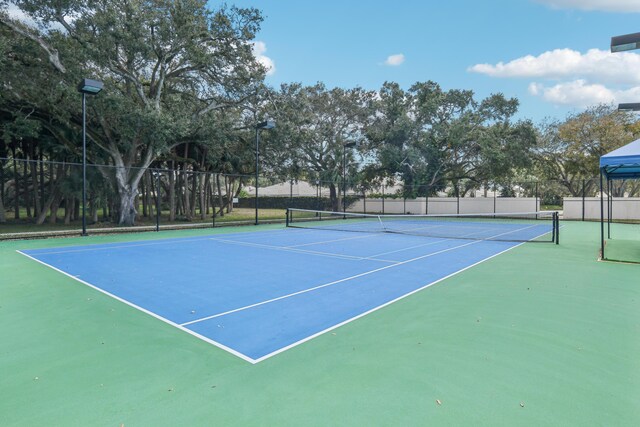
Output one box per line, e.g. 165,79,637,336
599,138,640,260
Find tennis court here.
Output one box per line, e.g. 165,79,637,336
2,219,639,426
17,210,557,363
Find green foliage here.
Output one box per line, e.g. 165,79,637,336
1,0,266,225
534,105,640,196
363,81,536,197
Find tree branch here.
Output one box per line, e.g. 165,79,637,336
0,16,66,73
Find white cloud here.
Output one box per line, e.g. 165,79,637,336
252,41,275,76
528,80,640,107
534,0,640,12
471,48,640,108
470,48,640,85
384,53,405,66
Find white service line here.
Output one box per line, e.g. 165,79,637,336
208,237,398,263
180,238,482,327
252,239,530,363
185,221,543,328
286,233,381,248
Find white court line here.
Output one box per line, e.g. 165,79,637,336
252,239,530,363
208,237,398,263
15,249,258,364
363,238,454,259
18,222,553,364
23,236,217,255
182,222,543,328
20,226,322,256
286,233,381,248
180,238,482,327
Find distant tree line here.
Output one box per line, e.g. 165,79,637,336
1,0,639,226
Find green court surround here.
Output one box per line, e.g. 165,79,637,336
1,222,638,426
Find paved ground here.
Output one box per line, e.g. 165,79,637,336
1,222,638,426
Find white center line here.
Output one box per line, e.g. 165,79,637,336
180,238,482,327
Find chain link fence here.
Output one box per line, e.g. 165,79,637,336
1,157,639,239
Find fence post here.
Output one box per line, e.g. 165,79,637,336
493,184,496,214
155,170,161,232
580,179,585,221
425,185,429,215
363,188,367,214
535,181,539,212
382,185,385,214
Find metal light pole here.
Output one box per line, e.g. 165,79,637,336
342,142,357,214
255,120,275,225
77,78,103,236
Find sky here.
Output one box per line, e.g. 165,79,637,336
224,0,640,122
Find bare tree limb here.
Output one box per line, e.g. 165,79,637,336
0,16,66,73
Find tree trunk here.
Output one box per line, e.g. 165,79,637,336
35,186,59,225
113,166,144,226
48,192,62,224
11,153,19,219
0,159,5,223
180,143,191,220
329,184,338,212
41,163,65,225
141,172,148,217
21,159,31,218
39,147,45,208
225,177,233,214
216,173,224,217
0,191,4,223
191,172,198,219
117,185,138,225
202,173,210,219
30,158,41,217
64,198,73,224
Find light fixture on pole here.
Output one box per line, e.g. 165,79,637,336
611,32,640,53
77,78,103,236
255,119,275,225
342,141,358,215
611,34,640,111
618,103,640,112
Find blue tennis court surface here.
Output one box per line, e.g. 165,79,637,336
18,226,547,363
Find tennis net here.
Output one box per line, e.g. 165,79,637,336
286,208,559,243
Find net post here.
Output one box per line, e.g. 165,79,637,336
554,211,559,245
285,208,290,227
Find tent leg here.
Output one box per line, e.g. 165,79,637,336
600,170,605,260
607,178,612,239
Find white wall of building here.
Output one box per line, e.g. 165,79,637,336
349,197,541,215
563,197,640,220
